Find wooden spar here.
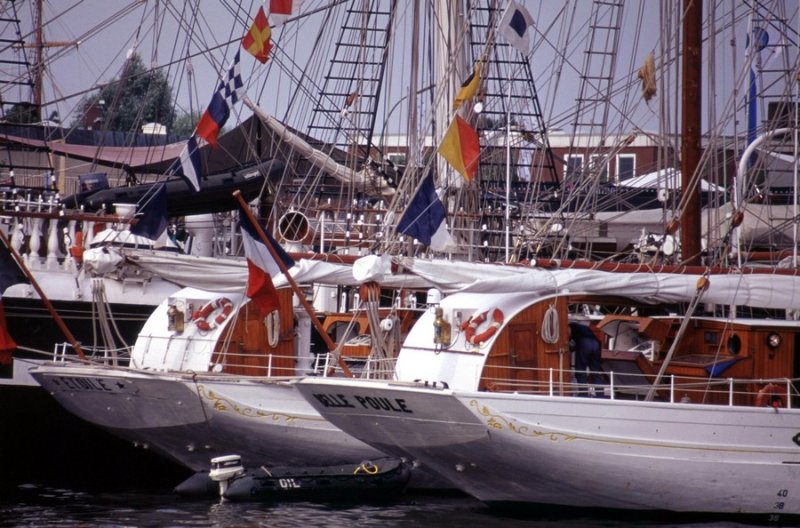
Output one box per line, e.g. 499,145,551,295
680,0,702,265
233,191,354,378
532,257,800,277
0,228,85,359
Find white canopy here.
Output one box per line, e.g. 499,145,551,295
618,168,725,192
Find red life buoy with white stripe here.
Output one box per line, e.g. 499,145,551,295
192,297,234,332
461,308,504,346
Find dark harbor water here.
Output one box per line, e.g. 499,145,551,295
0,483,767,528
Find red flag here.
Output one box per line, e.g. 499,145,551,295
270,0,302,26
0,300,17,365
270,0,293,15
242,7,273,64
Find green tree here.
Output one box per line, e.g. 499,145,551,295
4,102,40,124
74,53,175,132
171,110,202,137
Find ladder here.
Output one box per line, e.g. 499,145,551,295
0,1,55,189
466,1,560,262
305,0,395,170
555,0,624,260
566,0,624,184
749,0,797,138
745,1,798,251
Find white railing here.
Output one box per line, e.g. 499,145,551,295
51,342,132,366
481,364,799,408
53,339,398,380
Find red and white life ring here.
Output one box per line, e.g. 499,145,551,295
192,297,234,332
460,308,504,346
755,383,784,408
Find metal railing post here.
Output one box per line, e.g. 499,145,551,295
670,375,675,403
728,378,734,406
609,371,615,400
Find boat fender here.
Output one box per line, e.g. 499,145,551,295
461,308,504,345
69,230,84,264
755,383,784,409
193,297,234,332
353,461,379,475
265,309,280,348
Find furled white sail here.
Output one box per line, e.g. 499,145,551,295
396,257,800,310
244,98,394,198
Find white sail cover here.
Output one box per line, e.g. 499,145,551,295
125,249,800,310
396,258,800,310
123,249,434,292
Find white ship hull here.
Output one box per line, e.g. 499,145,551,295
32,365,384,472
297,378,800,518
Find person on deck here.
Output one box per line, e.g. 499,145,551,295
568,322,605,396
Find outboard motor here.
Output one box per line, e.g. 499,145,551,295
209,455,244,497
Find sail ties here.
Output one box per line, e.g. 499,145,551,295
637,51,657,102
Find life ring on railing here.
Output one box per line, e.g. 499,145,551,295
755,383,784,408
192,297,233,332
461,308,504,346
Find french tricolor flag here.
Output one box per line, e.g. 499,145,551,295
239,210,294,317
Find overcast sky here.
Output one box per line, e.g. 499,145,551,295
4,1,798,142
11,1,259,124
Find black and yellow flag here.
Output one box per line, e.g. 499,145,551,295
453,62,482,110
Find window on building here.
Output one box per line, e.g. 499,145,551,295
617,154,635,181
589,155,610,183
565,154,583,181
387,153,407,167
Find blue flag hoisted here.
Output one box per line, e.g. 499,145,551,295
747,26,769,148
397,172,455,252
130,183,169,241
167,135,202,192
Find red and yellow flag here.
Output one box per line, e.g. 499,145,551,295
242,6,273,64
438,115,480,181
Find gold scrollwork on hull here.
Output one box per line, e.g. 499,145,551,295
470,399,576,442
196,385,323,424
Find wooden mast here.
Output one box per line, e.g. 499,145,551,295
34,0,43,116
680,0,702,265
